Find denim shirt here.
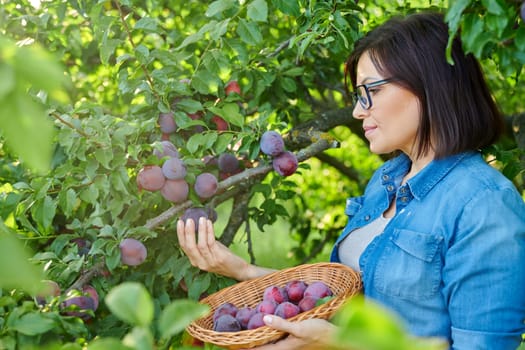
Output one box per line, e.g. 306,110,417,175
330,151,525,350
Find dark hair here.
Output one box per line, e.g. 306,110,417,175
344,12,504,159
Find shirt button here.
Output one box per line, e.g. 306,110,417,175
365,215,370,221
401,197,408,203
382,174,389,181
387,185,394,191
400,187,407,194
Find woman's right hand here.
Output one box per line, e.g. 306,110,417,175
176,217,274,281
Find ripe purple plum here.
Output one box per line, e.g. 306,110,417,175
235,306,256,329
298,296,319,312
194,172,218,199
218,153,240,173
181,207,209,231
272,151,298,176
274,301,300,319
153,140,179,159
158,112,177,134
213,302,238,322
161,179,189,203
262,285,288,304
83,285,99,311
161,157,187,180
211,115,228,132
285,280,308,304
247,312,266,330
214,314,242,332
304,281,333,299
62,295,96,319
260,130,285,156
137,165,166,191
255,299,278,315
119,238,147,266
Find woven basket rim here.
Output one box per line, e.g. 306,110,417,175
186,262,362,349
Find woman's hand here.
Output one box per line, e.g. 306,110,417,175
243,315,338,350
176,217,275,281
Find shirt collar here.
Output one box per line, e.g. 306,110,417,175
381,151,477,200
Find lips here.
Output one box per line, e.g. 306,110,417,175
363,125,377,137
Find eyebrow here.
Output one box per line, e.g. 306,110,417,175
357,77,385,85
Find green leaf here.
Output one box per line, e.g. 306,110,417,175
202,49,230,76
271,0,301,16
100,38,119,65
192,70,219,94
31,195,57,233
236,19,262,46
0,222,44,294
205,0,236,18
122,326,154,350
87,338,134,350
10,312,57,335
105,282,154,327
0,63,15,99
188,273,211,300
247,0,268,22
134,17,158,32
158,299,209,339
480,0,505,15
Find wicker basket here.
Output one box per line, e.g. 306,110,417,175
186,262,362,349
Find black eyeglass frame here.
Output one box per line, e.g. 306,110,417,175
352,78,394,110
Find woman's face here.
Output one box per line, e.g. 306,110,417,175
353,52,422,158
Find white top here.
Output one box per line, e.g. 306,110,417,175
338,215,391,271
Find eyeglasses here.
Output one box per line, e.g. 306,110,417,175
351,78,393,110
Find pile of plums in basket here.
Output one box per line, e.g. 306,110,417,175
212,280,333,332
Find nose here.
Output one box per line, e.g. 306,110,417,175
352,102,367,120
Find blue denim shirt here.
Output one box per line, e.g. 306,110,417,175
330,151,525,349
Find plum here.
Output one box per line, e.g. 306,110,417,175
260,130,285,156
274,301,300,319
272,151,298,176
158,112,177,134
35,280,61,306
298,296,319,312
304,281,333,299
213,314,241,332
194,172,218,199
119,238,147,266
160,179,189,203
153,140,179,159
255,299,278,315
62,295,96,319
225,80,241,96
262,285,288,304
161,157,187,180
247,312,266,330
137,165,165,191
211,115,228,131
181,207,209,231
213,302,238,322
235,306,256,329
285,280,308,304
218,153,240,173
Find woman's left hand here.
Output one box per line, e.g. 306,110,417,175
242,315,337,350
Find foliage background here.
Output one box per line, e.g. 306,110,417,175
0,0,523,349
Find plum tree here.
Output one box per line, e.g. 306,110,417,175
136,165,166,191
158,112,177,134
272,151,298,176
260,130,285,156
160,179,189,203
119,238,147,266
194,172,218,199
161,157,187,180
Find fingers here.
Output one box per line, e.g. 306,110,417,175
263,315,296,334
176,217,216,270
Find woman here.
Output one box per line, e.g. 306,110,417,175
177,12,525,349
